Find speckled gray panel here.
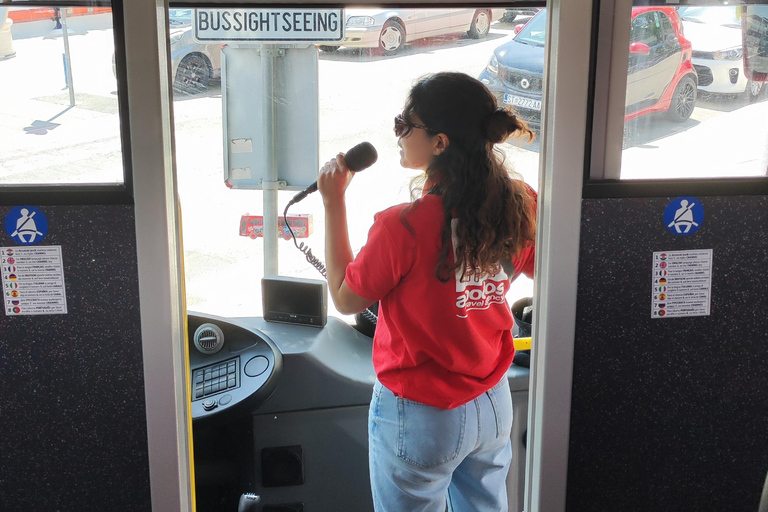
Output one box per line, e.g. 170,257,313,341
0,205,150,511
567,196,768,512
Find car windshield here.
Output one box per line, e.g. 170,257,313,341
516,10,546,47
678,6,740,28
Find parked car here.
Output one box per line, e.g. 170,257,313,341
677,5,763,101
319,8,506,55
478,7,697,129
500,8,541,24
111,10,222,93
168,8,222,94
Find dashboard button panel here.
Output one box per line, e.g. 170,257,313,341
192,357,239,400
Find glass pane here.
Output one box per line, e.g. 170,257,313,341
0,5,124,185
621,3,768,180
172,5,542,320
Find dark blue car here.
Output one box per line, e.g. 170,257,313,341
478,10,546,128
480,7,697,131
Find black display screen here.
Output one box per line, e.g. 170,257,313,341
262,277,327,326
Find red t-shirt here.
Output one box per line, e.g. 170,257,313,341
345,192,535,409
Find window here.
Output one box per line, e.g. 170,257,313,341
171,5,541,319
0,4,125,187
620,3,768,180
630,13,660,47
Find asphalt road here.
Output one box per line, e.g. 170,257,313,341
2,14,767,319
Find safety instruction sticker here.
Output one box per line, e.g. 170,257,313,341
4,205,48,245
651,249,712,319
664,197,704,236
2,246,68,316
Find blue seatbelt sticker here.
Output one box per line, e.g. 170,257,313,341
664,197,703,236
5,206,48,245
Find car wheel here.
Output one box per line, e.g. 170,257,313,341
666,75,696,122
468,10,491,39
174,53,211,95
379,19,405,55
317,45,339,53
746,79,763,103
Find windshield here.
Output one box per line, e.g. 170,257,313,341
516,10,546,47
677,6,740,28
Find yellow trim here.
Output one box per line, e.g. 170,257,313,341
179,201,197,511
514,337,532,351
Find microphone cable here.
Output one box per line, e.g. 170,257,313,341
283,201,378,326
283,201,327,279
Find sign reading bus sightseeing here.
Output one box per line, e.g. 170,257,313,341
194,8,344,43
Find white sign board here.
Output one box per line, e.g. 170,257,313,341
194,8,344,43
222,45,320,189
651,249,713,319
2,246,68,316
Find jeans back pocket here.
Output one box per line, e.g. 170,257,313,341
397,398,466,468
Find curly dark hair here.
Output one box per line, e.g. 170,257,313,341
401,72,536,282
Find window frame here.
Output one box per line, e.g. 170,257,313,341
0,0,134,206
585,0,768,198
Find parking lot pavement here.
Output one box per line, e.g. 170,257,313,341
622,100,768,180
0,19,120,185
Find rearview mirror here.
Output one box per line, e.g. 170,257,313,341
742,5,768,82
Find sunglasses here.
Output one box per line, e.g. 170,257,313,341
394,114,436,138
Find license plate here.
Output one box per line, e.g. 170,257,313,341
504,94,541,111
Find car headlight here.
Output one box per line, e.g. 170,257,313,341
346,16,375,27
170,32,184,46
713,47,742,60
487,54,499,75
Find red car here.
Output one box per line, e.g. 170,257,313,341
479,7,697,128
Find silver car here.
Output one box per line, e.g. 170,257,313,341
319,8,505,55
169,8,222,94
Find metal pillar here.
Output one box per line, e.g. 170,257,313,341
61,9,76,107
261,44,279,276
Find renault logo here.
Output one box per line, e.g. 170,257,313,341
520,78,530,89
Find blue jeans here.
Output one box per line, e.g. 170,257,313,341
368,378,513,512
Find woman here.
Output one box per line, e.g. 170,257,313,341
318,72,536,512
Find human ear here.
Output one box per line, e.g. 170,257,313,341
433,133,450,155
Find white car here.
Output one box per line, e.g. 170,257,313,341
678,6,763,101
319,8,505,55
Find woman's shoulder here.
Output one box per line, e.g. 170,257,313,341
514,179,537,198
375,195,443,223
371,195,443,239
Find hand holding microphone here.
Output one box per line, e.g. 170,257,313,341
318,153,356,204
283,142,378,280
288,142,378,207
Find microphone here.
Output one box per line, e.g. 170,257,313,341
289,142,378,205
